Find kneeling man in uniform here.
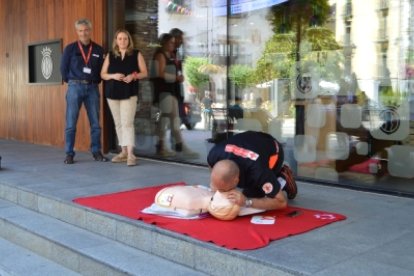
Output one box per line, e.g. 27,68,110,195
207,131,297,211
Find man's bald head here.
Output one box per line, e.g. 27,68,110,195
210,160,239,192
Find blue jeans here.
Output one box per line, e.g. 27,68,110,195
65,81,102,156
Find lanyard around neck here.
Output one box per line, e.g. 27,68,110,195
77,41,93,66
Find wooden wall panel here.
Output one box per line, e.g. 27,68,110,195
0,0,108,153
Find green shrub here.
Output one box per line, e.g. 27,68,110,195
183,57,210,89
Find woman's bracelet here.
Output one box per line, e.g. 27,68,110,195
132,71,138,80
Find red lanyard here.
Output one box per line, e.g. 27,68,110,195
77,41,93,66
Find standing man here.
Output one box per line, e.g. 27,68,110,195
169,28,186,138
60,18,108,164
168,28,199,157
169,28,185,107
207,131,297,211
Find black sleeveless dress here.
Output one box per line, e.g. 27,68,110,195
105,50,140,100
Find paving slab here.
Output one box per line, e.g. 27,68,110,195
1,139,414,275
0,199,207,276
0,237,80,276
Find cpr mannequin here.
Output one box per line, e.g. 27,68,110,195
154,185,213,217
208,189,242,220
153,185,263,220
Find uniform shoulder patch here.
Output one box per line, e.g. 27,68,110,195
262,183,274,194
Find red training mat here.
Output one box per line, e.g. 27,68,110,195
73,182,347,250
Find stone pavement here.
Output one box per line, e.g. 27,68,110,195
0,138,414,275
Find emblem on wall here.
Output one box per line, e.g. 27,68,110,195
369,103,409,141
379,106,400,135
293,65,319,99
28,39,61,84
296,73,313,94
41,46,53,80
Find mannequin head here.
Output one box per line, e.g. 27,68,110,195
154,185,241,220
208,190,241,220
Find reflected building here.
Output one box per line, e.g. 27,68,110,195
123,0,414,195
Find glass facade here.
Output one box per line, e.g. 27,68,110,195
120,0,414,196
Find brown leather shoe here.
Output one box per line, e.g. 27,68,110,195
111,152,128,163
280,164,297,199
127,156,137,166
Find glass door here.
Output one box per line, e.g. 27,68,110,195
116,0,414,196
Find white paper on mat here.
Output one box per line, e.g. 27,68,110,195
141,203,208,220
142,204,265,219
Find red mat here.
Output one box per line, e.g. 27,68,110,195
73,182,346,250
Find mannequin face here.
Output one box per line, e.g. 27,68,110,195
208,190,241,220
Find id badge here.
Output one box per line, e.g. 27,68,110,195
83,67,92,74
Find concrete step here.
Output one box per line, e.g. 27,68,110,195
0,237,81,276
0,198,207,276
0,182,294,276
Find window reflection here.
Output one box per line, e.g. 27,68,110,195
122,0,414,195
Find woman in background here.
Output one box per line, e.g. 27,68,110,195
151,33,198,158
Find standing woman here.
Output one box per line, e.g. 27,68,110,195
101,29,148,166
151,33,180,157
151,33,198,157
